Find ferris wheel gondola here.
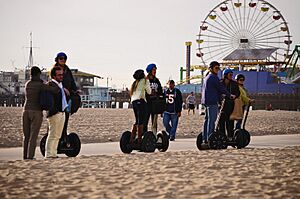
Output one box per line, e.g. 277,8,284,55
196,0,292,66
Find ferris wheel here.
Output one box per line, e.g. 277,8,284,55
196,0,292,66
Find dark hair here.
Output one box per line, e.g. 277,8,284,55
133,69,145,80
209,61,220,69
235,74,245,81
168,80,175,85
50,66,63,78
30,66,41,76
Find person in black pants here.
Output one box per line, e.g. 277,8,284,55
53,52,80,144
143,63,163,134
219,68,240,141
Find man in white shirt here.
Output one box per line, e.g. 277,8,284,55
45,66,68,158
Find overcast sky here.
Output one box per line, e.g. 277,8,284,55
0,0,299,88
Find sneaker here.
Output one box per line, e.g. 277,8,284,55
201,142,209,149
45,156,59,159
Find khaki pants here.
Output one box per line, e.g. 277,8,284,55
22,110,43,159
45,112,65,158
152,114,158,134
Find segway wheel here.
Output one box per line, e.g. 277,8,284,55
65,133,81,157
156,131,169,152
120,131,133,154
234,129,251,149
141,131,156,153
208,132,228,150
196,132,203,150
40,133,48,157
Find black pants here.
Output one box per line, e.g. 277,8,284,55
132,99,147,125
143,103,157,133
219,99,235,138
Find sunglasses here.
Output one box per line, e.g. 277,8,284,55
214,67,220,70
58,57,66,60
238,79,245,81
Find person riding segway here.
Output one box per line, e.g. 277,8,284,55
120,69,157,154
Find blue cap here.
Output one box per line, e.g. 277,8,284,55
56,52,67,60
223,68,233,76
146,63,156,73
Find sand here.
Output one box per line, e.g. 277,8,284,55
0,107,299,148
0,147,299,198
1,107,300,198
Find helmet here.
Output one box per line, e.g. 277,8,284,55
146,63,156,73
209,61,220,69
55,52,67,61
133,69,145,80
223,68,233,76
235,74,245,81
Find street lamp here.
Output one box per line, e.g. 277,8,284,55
106,77,112,108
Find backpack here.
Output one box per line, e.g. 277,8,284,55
40,89,54,111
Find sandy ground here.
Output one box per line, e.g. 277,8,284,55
0,147,299,198
0,107,300,148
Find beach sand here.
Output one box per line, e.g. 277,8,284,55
1,107,300,198
0,147,299,198
0,107,299,148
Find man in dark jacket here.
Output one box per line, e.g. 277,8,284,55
201,61,235,145
45,66,68,158
163,80,183,141
54,52,80,141
219,68,240,140
22,66,59,160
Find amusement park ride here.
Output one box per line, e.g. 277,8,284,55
179,0,300,85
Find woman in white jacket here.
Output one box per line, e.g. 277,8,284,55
130,69,151,145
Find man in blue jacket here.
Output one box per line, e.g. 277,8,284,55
201,61,235,145
163,80,183,141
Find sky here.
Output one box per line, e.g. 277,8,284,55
0,0,299,89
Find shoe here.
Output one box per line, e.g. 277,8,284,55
201,143,209,149
45,156,59,159
170,137,175,141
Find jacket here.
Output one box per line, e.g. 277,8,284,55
55,64,77,99
130,78,151,103
165,88,183,113
238,85,250,106
24,76,59,111
201,73,230,105
47,80,64,118
145,76,163,104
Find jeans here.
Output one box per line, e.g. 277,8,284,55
202,104,218,142
235,119,242,129
132,99,147,125
163,112,179,139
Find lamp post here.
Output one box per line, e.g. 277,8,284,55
106,77,112,108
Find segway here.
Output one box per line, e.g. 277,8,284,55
233,103,251,149
40,127,81,157
156,130,169,152
120,131,156,154
196,99,228,150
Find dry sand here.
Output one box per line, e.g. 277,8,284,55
1,107,300,198
0,107,299,148
0,147,299,198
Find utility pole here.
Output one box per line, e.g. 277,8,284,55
106,77,112,108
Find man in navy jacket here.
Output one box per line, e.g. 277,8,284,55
201,61,235,145
163,80,183,141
